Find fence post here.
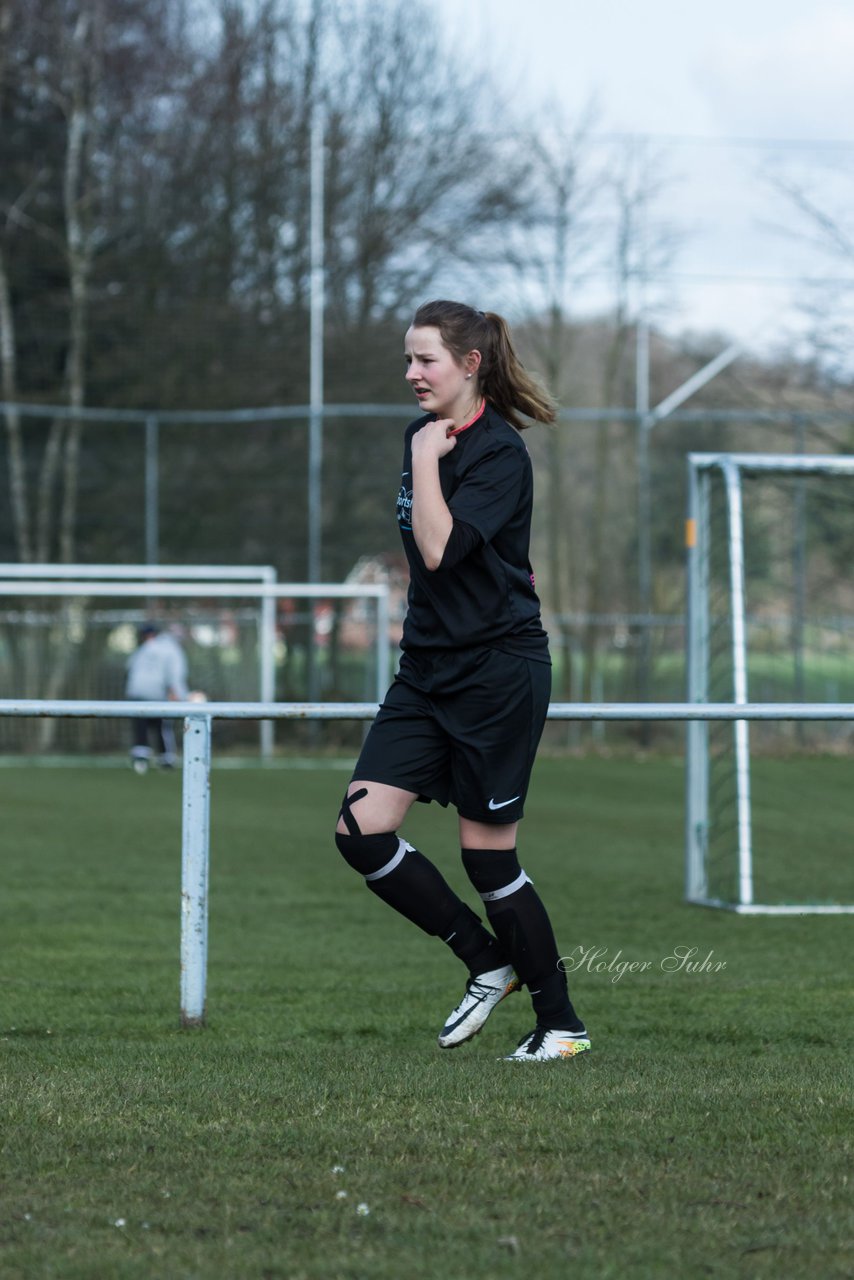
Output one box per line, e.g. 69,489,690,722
144,414,159,565
180,713,211,1027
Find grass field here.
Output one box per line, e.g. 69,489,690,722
1,757,852,1279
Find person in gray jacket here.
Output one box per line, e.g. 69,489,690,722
125,623,188,772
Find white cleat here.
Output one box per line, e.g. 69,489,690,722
503,1025,591,1061
438,964,520,1048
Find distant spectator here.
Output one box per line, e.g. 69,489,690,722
125,623,189,773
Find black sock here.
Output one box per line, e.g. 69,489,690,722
442,903,505,977
370,849,503,974
336,830,501,967
462,846,585,1033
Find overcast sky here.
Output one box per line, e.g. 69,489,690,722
430,0,854,358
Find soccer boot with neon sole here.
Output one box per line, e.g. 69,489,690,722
438,964,520,1048
503,1025,591,1061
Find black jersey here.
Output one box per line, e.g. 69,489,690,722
395,403,549,660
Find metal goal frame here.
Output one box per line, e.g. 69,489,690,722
685,452,854,915
0,573,391,758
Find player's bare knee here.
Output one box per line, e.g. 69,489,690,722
335,784,401,876
335,783,371,838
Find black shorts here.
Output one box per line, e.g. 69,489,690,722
352,646,551,824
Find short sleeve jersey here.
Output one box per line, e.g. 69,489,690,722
396,404,549,660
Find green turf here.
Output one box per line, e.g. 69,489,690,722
1,759,852,1279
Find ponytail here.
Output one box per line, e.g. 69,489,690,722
411,300,556,430
481,312,557,430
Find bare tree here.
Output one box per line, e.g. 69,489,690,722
0,0,34,562
0,245,27,557
316,0,534,592
763,165,854,384
509,105,602,702
0,0,105,565
583,138,680,710
322,0,530,326
58,1,105,562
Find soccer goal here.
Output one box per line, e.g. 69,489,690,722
0,571,391,759
685,453,854,914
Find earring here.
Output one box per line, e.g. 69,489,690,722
465,374,472,379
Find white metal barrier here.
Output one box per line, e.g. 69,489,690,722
2,697,853,1027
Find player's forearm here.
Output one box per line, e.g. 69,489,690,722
412,455,453,570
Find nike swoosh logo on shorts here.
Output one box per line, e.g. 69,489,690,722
488,796,520,810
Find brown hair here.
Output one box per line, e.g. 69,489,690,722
411,300,556,430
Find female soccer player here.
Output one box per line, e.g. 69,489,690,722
334,300,589,1062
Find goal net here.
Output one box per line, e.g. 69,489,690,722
685,453,854,913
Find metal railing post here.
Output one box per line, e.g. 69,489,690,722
144,415,159,566
376,585,390,703
180,713,211,1027
259,568,277,760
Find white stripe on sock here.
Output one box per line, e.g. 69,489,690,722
478,869,531,902
364,838,415,882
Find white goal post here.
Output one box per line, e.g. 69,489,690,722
0,563,279,755
685,452,854,915
0,575,391,759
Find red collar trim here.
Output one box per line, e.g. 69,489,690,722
446,400,487,437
